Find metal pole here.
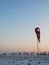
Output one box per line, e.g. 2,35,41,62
36,40,41,65
37,40,39,55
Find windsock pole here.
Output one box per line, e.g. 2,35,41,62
35,27,40,54
37,40,39,55
37,39,40,55
35,27,40,64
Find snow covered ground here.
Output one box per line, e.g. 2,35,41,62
0,55,49,65
0,59,49,65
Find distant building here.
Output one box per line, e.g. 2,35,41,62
23,52,29,55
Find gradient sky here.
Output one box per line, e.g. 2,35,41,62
0,0,49,52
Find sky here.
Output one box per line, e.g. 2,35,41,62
0,0,49,53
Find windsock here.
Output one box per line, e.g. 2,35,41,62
35,27,40,42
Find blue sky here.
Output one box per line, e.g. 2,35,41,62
0,0,49,52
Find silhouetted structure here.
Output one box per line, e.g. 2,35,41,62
35,27,40,42
35,27,40,54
